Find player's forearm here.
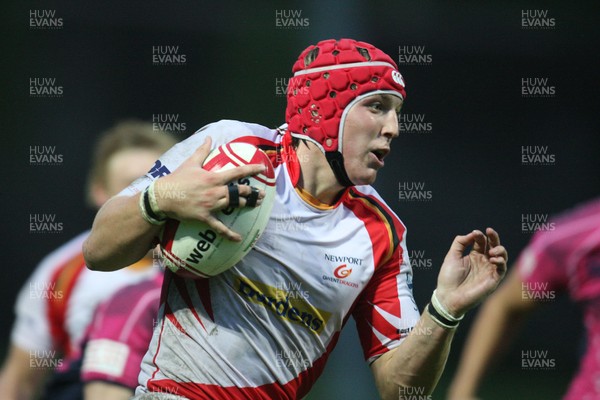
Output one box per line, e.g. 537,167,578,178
0,373,35,400
0,346,50,400
376,311,455,399
83,194,161,271
84,382,133,400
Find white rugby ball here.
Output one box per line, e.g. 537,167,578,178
159,142,276,278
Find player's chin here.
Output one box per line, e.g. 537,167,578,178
349,169,378,186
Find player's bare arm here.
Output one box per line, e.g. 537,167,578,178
371,228,508,399
448,266,538,399
83,137,266,271
84,381,133,400
0,345,50,400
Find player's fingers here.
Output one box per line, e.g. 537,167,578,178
217,184,263,210
486,227,501,248
488,245,508,262
471,230,487,254
204,214,241,242
445,231,477,260
227,183,240,208
237,184,265,202
187,136,213,166
216,164,266,184
244,187,261,207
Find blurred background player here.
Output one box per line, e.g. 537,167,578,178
448,197,600,400
0,121,176,400
40,272,164,400
84,38,508,399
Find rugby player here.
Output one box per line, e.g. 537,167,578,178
84,39,508,399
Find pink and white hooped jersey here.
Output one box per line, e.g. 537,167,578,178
81,273,163,388
517,198,600,400
124,120,420,399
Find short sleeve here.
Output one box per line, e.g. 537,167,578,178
352,239,420,364
10,232,89,353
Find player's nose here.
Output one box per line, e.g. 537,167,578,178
381,109,399,140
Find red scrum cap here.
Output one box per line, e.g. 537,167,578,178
285,38,406,186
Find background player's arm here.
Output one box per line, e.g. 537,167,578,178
371,229,507,399
447,268,538,399
84,381,132,400
0,345,50,400
83,137,265,271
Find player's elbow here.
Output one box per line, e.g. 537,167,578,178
83,237,103,271
82,236,114,272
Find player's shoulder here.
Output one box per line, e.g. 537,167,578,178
193,119,280,146
554,196,600,225
346,185,402,221
343,185,407,268
344,185,406,238
28,230,89,280
529,197,600,250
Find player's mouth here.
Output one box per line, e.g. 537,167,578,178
370,148,390,167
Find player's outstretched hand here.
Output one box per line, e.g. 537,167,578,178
434,228,508,317
153,136,266,241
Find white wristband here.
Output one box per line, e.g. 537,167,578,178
431,289,464,323
147,181,167,220
139,183,166,226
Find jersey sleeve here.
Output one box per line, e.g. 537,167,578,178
11,272,53,353
10,232,89,354
81,277,162,389
517,231,568,297
117,119,279,196
517,205,600,300
349,189,420,364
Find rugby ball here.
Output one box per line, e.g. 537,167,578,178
159,142,276,278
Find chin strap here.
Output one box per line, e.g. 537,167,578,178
325,151,354,187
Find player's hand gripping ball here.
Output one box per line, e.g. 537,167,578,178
160,142,276,278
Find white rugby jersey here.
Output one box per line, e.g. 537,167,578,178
128,120,419,399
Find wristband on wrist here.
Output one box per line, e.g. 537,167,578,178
147,181,167,221
431,289,464,322
139,182,167,225
426,302,459,329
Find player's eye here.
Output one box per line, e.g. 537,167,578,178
368,102,384,112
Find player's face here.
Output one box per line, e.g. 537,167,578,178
341,94,402,185
93,149,162,207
